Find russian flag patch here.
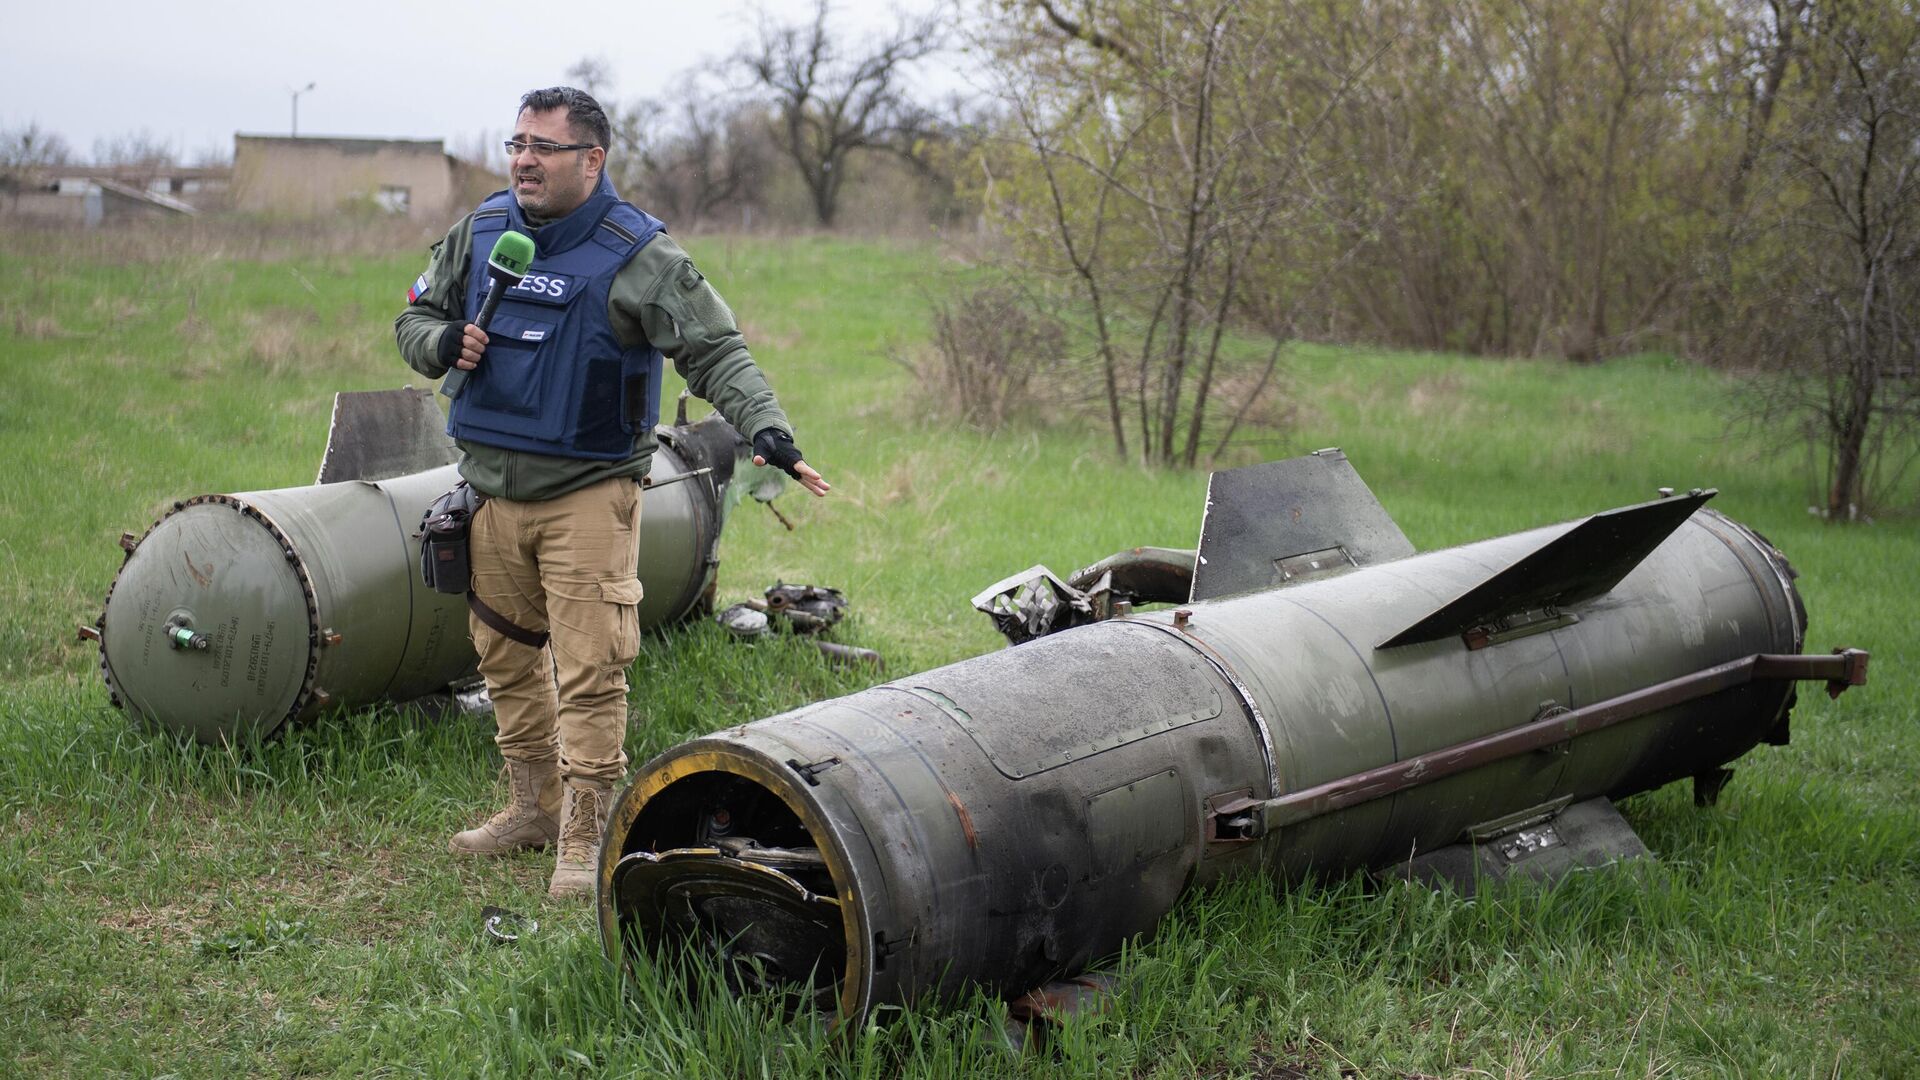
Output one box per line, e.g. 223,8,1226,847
407,272,429,304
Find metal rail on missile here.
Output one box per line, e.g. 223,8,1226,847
1212,648,1871,840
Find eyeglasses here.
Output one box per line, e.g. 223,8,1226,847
502,140,598,159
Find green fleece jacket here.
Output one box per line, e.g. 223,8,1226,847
394,210,791,501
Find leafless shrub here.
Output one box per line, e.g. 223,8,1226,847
895,283,1075,430
237,308,327,377
974,3,1367,466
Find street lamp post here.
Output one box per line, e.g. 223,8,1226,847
290,82,316,137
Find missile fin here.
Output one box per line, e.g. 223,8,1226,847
1376,489,1715,649
316,387,458,484
1190,449,1415,601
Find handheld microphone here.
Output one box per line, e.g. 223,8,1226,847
474,230,535,332
441,230,535,400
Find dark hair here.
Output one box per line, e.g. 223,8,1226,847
518,86,611,149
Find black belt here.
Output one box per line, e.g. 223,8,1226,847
467,591,550,649
462,492,551,649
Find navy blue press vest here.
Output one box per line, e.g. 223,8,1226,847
447,177,666,460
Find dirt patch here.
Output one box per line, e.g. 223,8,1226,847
98,901,212,947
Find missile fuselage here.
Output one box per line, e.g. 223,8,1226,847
597,455,1861,1024
96,393,756,744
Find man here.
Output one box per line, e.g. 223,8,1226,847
395,86,830,899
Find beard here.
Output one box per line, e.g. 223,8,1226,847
513,164,587,218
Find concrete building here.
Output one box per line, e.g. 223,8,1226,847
231,134,503,223
3,164,227,224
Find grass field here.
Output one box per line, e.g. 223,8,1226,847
1,221,1915,1077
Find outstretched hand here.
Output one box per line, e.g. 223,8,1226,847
752,428,832,497
770,459,831,497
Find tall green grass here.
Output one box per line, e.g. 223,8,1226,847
1,221,1914,1076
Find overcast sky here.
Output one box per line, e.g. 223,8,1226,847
4,0,938,162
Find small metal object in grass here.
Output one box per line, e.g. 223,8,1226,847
763,583,847,634
481,906,537,945
716,602,771,638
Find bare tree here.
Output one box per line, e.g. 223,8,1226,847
565,56,773,228
2,124,72,168
1120,0,1729,364
1724,0,1811,214
0,123,72,208
624,88,772,228
90,132,176,174
740,0,944,226
978,1,1384,467
1409,0,1716,363
1718,0,1920,519
564,56,617,100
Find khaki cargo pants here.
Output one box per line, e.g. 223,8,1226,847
468,476,643,786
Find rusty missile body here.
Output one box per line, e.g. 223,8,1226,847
596,450,1867,1024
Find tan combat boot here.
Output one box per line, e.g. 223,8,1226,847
548,779,613,899
448,758,561,855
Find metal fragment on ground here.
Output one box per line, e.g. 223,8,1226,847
763,583,847,634
809,640,884,671
480,905,537,945
717,603,771,638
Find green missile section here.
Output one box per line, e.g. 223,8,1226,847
97,390,767,744
102,468,462,743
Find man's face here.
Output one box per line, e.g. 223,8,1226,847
508,107,604,218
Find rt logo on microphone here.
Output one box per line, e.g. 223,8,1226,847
509,274,570,300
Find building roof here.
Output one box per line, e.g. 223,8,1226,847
95,179,198,215
37,164,231,182
234,134,447,154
